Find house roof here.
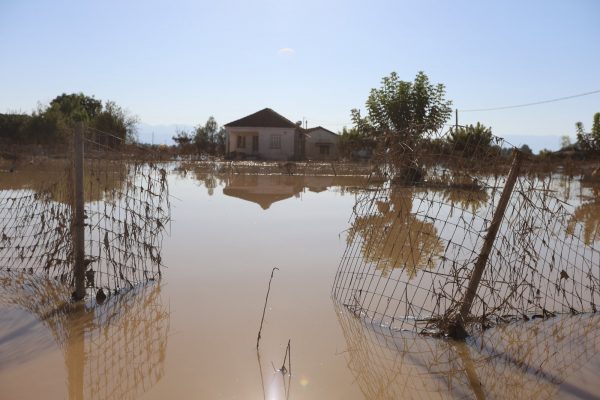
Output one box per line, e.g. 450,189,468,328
303,126,338,136
224,108,299,128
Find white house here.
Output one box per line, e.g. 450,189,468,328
224,108,339,161
303,126,339,160
224,108,305,161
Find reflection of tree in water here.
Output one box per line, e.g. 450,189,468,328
567,183,600,245
347,187,444,278
0,159,127,204
336,170,600,334
174,162,375,201
0,160,129,276
335,303,600,399
192,171,225,197
0,270,169,400
441,186,489,215
0,159,170,298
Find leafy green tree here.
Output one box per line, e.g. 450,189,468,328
172,130,193,146
538,148,553,159
21,104,64,144
447,122,493,157
213,127,226,155
592,112,600,144
92,101,138,145
1,93,137,145
172,129,195,154
560,135,572,150
575,113,600,152
519,144,533,155
194,123,210,153
337,126,376,159
0,113,31,143
194,116,225,155
351,71,452,150
48,93,102,122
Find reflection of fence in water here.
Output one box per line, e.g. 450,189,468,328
0,157,72,276
0,126,170,298
0,270,169,400
82,282,169,400
333,131,600,334
335,303,600,399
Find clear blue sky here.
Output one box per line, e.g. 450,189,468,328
1,0,599,147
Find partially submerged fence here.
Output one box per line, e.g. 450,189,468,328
332,130,600,337
335,301,600,399
0,123,170,301
0,269,169,400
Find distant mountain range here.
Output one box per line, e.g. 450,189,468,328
136,122,568,153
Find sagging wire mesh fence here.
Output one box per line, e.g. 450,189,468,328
0,269,169,400
0,123,170,300
333,128,600,337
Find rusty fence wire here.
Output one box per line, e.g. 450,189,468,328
0,124,170,300
333,129,600,336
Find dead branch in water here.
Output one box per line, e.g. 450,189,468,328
279,339,292,375
256,267,279,350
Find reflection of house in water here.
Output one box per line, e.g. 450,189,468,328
223,175,304,210
222,175,369,209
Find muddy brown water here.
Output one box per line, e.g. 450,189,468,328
1,167,600,399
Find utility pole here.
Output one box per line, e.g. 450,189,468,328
455,109,458,131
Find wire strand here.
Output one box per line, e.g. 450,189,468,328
461,89,600,112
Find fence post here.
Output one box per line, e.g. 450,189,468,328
448,150,523,339
72,122,86,301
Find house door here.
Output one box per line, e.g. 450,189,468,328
252,136,259,152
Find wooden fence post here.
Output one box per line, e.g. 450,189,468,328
72,122,86,301
448,150,523,339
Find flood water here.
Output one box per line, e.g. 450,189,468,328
1,165,600,399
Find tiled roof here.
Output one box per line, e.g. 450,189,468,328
224,108,299,128
303,126,338,135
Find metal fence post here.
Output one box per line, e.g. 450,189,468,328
72,122,86,300
448,150,523,338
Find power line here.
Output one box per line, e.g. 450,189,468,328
460,89,600,112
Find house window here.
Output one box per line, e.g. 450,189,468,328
319,144,330,155
237,135,246,149
270,134,281,149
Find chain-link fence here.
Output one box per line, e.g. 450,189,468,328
333,129,600,337
0,123,170,300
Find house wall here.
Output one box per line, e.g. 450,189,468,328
305,129,339,160
226,127,299,160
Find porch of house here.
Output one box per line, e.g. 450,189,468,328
227,131,260,158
